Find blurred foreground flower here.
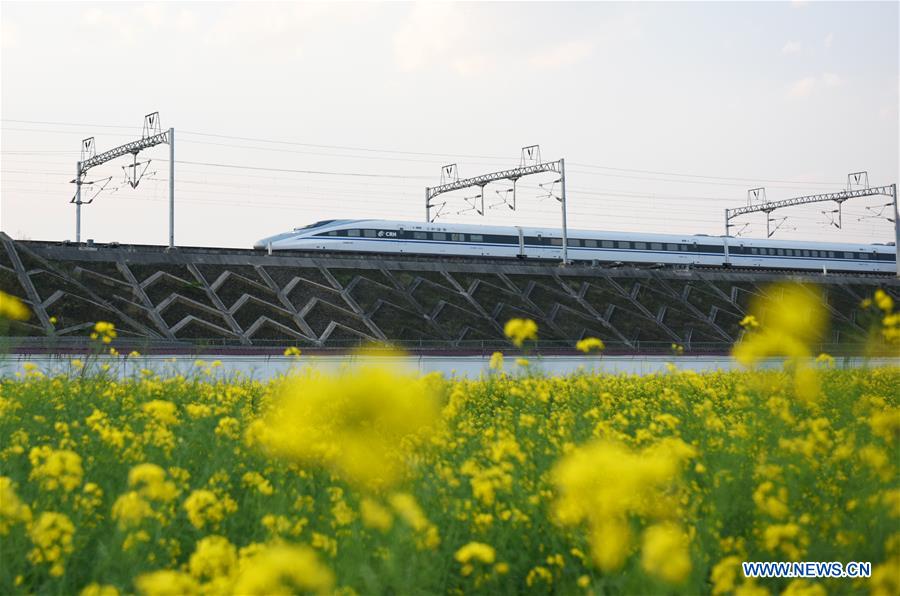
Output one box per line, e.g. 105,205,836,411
504,318,538,347
576,337,605,353
732,284,827,403
283,346,302,357
90,321,117,344
28,512,75,577
863,289,899,345
250,366,441,490
0,290,30,320
553,438,695,581
0,477,32,534
232,543,334,595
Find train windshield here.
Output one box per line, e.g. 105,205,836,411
294,220,338,231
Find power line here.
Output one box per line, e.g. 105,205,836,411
2,118,861,188
569,161,843,187
568,168,846,191
178,138,504,166
169,159,433,179
1,118,141,130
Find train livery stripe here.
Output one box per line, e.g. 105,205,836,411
302,235,895,262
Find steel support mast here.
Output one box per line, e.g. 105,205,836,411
724,179,899,277
425,148,570,263
71,112,175,248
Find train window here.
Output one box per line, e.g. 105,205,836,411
776,249,784,256
584,239,598,248
860,252,869,259
413,232,427,240
470,234,483,242
569,239,582,247
634,242,646,249
602,240,615,248
801,250,809,257
618,241,631,249
651,243,663,251
828,251,835,258
451,234,463,242
843,252,853,259
550,238,562,246
750,247,758,255
327,231,338,236
363,230,377,238
666,243,678,251
679,244,688,251
432,232,447,241
347,229,361,237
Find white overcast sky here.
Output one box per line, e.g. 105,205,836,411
1,1,898,248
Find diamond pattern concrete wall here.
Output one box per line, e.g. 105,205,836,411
1,234,896,352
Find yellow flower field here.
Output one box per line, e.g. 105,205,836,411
0,285,898,595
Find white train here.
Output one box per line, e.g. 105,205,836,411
255,219,897,273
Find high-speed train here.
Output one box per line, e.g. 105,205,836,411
255,219,897,273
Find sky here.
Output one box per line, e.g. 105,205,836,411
1,1,898,248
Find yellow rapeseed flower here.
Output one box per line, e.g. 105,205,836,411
183,489,229,530
29,446,83,492
188,534,238,581
360,498,393,532
111,491,153,529
142,400,179,426
128,464,178,502
874,289,894,313
134,570,200,596
732,283,828,404
27,512,75,577
80,583,119,596
0,291,30,320
739,314,759,330
504,318,538,347
553,438,695,572
231,543,335,595
641,522,692,584
576,337,605,353
253,366,440,490
0,477,32,534
91,321,117,344
455,541,496,564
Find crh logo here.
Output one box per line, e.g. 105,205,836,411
379,231,397,238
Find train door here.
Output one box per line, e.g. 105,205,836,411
516,227,525,258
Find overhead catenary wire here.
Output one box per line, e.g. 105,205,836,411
2,118,892,246
2,119,852,187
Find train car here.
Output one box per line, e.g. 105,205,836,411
254,219,896,273
724,237,893,274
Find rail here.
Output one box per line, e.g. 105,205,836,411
1,336,888,358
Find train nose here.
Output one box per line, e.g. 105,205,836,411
254,232,300,250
